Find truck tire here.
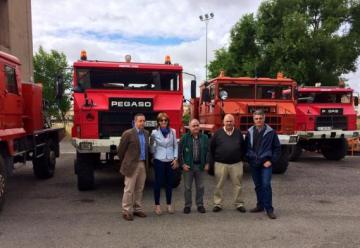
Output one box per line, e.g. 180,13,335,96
321,138,348,161
76,153,95,191
0,155,7,211
272,146,289,174
33,140,56,179
289,144,303,161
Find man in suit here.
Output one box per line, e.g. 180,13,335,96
118,113,149,221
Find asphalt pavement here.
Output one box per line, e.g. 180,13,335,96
1,141,360,248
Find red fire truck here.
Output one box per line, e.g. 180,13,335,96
71,52,184,190
290,85,359,161
190,72,298,174
0,51,65,211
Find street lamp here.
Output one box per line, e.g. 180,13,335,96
199,12,214,81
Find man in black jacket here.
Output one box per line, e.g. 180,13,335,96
245,109,281,219
209,114,246,213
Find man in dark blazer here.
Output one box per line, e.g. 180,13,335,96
118,113,149,221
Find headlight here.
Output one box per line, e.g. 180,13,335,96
219,90,228,100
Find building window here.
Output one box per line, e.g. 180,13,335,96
4,65,19,94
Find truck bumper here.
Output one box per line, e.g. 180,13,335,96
72,137,121,153
296,130,360,140
278,135,299,145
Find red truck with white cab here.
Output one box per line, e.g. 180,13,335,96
290,85,359,161
0,51,65,211
71,51,184,190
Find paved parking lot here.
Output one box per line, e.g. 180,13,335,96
1,141,360,248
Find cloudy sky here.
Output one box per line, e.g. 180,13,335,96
31,0,359,95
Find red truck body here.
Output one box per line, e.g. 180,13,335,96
290,86,359,161
0,51,65,211
190,72,299,174
71,53,184,190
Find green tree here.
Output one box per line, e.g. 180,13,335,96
33,46,72,124
209,0,360,85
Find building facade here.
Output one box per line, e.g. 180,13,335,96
0,0,33,82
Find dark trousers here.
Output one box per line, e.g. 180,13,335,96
183,164,204,208
153,159,174,205
250,165,274,213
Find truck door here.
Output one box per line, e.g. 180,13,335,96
2,64,22,129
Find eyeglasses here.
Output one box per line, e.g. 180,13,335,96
254,117,264,120
159,119,168,122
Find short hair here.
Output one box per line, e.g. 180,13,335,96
156,112,170,128
189,118,199,126
134,113,145,121
253,109,265,116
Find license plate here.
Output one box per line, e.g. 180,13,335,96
145,121,157,127
317,126,332,131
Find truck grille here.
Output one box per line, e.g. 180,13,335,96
98,112,158,138
239,115,281,132
315,116,347,130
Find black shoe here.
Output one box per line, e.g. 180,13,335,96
197,206,206,213
236,206,246,213
183,207,191,214
250,206,264,213
212,206,222,212
267,211,277,219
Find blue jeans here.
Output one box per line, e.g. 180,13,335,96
250,165,274,213
153,159,174,205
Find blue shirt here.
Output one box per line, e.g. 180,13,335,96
136,128,146,160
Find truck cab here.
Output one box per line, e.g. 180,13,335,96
72,52,184,190
0,52,23,132
0,51,64,212
290,86,359,161
190,72,298,174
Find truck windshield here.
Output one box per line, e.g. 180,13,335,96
256,85,293,100
219,84,255,99
76,68,180,91
298,92,352,103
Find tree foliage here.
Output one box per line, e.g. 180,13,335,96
33,46,72,123
209,0,360,85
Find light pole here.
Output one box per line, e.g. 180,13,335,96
199,12,214,81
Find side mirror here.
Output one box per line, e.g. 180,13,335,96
55,75,64,100
191,80,196,99
294,88,299,99
73,85,84,93
354,96,359,106
202,88,211,103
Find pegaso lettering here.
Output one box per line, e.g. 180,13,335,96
111,100,152,108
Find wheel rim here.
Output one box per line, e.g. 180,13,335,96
0,173,5,199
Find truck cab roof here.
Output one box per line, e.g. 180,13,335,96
0,51,21,65
73,60,182,71
298,86,353,93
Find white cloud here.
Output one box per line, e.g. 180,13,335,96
31,0,359,96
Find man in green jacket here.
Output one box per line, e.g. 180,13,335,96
179,119,209,214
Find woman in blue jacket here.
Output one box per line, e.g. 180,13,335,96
150,112,178,215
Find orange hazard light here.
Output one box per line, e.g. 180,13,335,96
165,55,171,64
80,50,87,60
